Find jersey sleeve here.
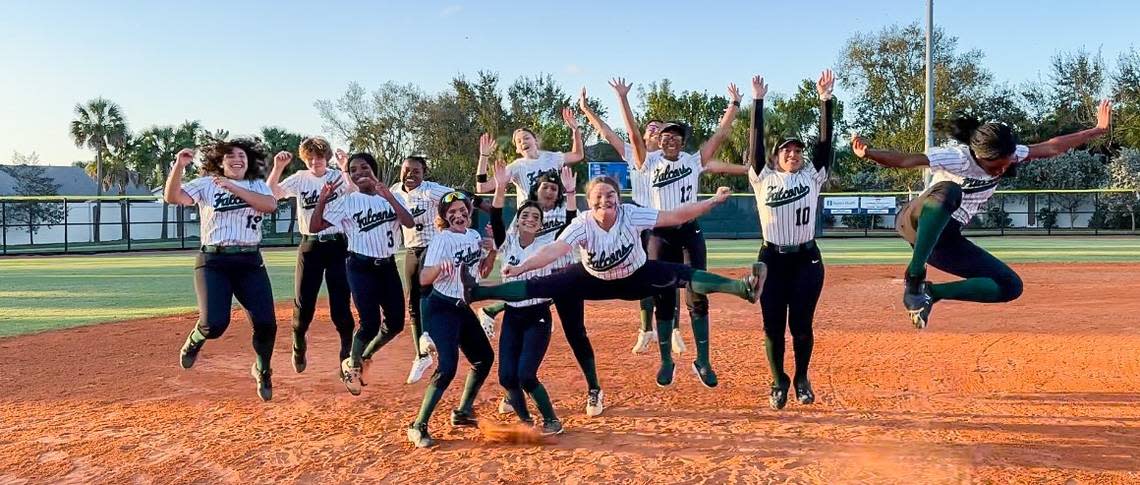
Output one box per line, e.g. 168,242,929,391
925,146,970,174
423,238,447,268
556,215,588,248
278,173,301,196
809,164,828,185
685,152,706,175
182,177,211,204
249,180,272,196
545,151,568,166
425,182,451,200
322,194,352,229
626,205,660,231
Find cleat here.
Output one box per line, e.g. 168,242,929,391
585,389,605,417
450,409,478,427
743,262,768,303
541,419,565,436
250,363,273,402
656,361,676,388
498,396,515,415
794,378,815,405
291,331,307,373
671,330,686,355
179,333,203,369
769,384,789,410
406,354,434,384
407,422,436,448
418,332,437,356
632,330,657,354
340,358,363,396
479,308,496,339
691,361,719,388
903,279,934,329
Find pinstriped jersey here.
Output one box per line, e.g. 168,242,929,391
622,144,655,206
640,151,704,211
498,232,555,308
750,164,828,245
558,204,658,280
391,181,453,248
183,177,272,246
926,144,1029,225
322,192,406,258
506,151,565,208
278,169,348,235
423,228,484,300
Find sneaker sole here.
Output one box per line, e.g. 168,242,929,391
656,365,676,388
250,366,272,402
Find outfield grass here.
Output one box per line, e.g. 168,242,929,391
2,236,1139,338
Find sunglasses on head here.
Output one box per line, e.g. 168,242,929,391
442,191,469,203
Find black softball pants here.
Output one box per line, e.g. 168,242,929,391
193,252,277,368
647,222,708,320
292,237,354,359
498,303,553,395
405,246,431,357
758,244,825,387
345,253,406,364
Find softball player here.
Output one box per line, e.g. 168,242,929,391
613,78,750,388
852,100,1113,328
473,107,585,206
748,71,835,410
470,176,764,388
309,152,415,395
164,139,280,402
407,191,496,448
266,137,354,374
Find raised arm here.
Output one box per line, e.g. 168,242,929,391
704,160,749,176
475,133,497,193
748,75,769,175
555,166,578,238
611,77,646,168
214,177,278,213
375,180,415,228
561,107,585,164
267,151,292,199
851,134,930,169
579,87,627,156
308,179,343,233
812,69,836,171
700,83,742,163
1025,99,1112,160
162,148,196,206
655,186,732,227
490,159,510,246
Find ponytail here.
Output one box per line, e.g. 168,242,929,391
940,116,1017,161
944,116,982,145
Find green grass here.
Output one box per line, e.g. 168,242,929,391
2,236,1139,338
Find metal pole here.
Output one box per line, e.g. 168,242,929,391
125,199,132,251
923,0,935,185
63,197,69,253
2,201,6,255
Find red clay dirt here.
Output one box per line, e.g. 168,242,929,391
2,263,1139,484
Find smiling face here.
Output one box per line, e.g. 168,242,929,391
587,179,620,225
777,145,805,172
305,155,328,175
444,200,471,232
401,159,426,189
516,205,543,236
513,129,539,158
348,158,377,192
222,147,249,179
659,130,684,160
535,181,560,208
643,121,662,150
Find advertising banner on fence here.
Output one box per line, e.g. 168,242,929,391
860,196,897,214
823,196,859,214
588,162,630,191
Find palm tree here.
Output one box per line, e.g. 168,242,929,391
86,135,142,241
259,126,305,234
70,98,128,242
138,121,202,238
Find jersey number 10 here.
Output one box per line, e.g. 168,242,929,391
794,207,811,226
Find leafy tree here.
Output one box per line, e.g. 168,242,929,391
0,152,66,235
70,97,128,241
1111,48,1140,148
315,81,422,183
1005,151,1108,227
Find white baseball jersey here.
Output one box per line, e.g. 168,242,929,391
391,181,453,248
622,144,654,206
749,164,828,245
640,151,704,211
558,204,659,280
537,205,580,266
183,177,273,246
925,143,1029,225
423,228,484,300
321,192,406,259
506,151,565,208
277,169,348,236
498,232,556,308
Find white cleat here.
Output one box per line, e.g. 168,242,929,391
479,309,496,339
406,354,434,384
586,389,605,417
418,332,437,356
340,358,363,396
631,330,657,354
498,396,515,415
671,330,687,355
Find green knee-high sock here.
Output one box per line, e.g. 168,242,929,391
690,270,749,299
414,383,446,426
470,281,530,302
907,200,953,282
528,384,558,423
764,336,789,387
506,388,531,422
456,368,489,413
656,318,675,364
639,297,654,332
483,301,507,318
691,315,711,365
251,327,276,372
354,329,397,365
674,288,682,330
930,278,1003,303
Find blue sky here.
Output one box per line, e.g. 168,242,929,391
2,0,1137,165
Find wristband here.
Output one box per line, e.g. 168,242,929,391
477,174,488,183
731,100,741,107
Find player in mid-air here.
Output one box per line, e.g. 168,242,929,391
474,107,585,204
470,176,765,388
747,71,835,410
164,139,280,401
852,99,1113,328
308,152,415,395
266,137,354,375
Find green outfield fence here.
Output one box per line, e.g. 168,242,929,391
1,189,1138,256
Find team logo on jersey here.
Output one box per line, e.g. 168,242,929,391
353,207,397,232
526,168,560,187
536,218,565,237
213,191,251,212
453,246,481,268
960,177,1000,194
765,184,810,208
651,164,693,188
586,243,634,272
299,189,338,210
409,205,428,219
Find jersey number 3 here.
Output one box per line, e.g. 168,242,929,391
794,207,811,226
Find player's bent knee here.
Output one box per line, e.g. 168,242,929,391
519,376,540,392
997,272,1024,302
928,181,963,213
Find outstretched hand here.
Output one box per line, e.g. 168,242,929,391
479,133,498,157
561,107,579,130
851,134,869,159
1096,99,1113,131
609,77,632,98
560,166,576,193
751,75,768,100
174,148,195,169
492,158,510,189
727,83,742,105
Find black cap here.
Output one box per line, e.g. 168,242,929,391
773,137,805,155
659,122,688,140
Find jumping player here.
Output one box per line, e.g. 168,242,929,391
852,100,1113,328
470,176,765,387
474,107,585,205
309,152,415,395
748,71,835,409
267,137,354,374
164,139,280,401
613,77,750,387
407,191,496,448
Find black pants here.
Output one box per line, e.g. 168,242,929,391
345,254,406,358
525,261,696,301
293,238,354,359
499,303,553,393
405,246,431,356
758,244,825,386
648,223,707,321
424,291,495,394
193,252,277,360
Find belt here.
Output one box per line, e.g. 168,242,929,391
350,252,395,266
302,233,346,243
762,240,817,254
201,245,259,254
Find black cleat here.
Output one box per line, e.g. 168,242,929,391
691,360,719,388
407,422,436,448
291,332,307,373
769,384,789,410
541,419,565,436
903,279,934,329
250,363,273,402
656,361,676,388
794,378,815,405
459,266,478,304
450,409,478,427
179,333,203,369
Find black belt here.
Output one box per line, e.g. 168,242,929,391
301,233,346,243
762,240,817,254
201,245,259,254
350,252,395,266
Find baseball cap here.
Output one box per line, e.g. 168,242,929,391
659,122,689,139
